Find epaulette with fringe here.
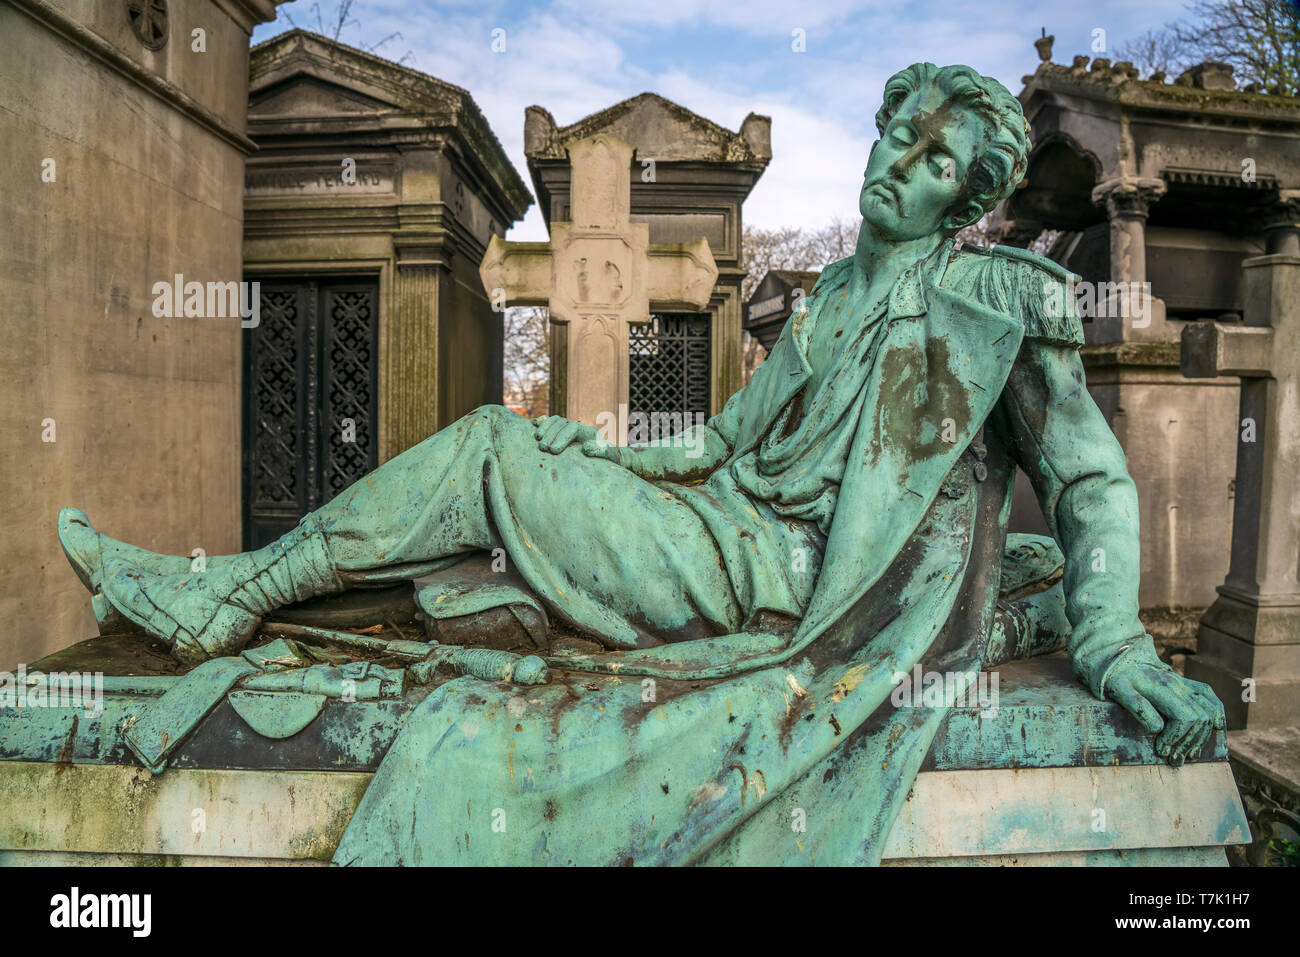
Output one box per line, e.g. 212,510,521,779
950,244,1085,348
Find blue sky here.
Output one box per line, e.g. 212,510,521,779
254,0,1192,240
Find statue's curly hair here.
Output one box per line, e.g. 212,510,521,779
874,63,1031,224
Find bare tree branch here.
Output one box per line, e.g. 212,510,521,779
1116,0,1299,94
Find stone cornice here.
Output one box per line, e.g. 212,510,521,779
245,200,492,263
9,0,259,153
1162,167,1281,191
1021,57,1300,128
211,0,281,33
1081,340,1182,368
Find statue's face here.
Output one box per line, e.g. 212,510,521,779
859,85,990,241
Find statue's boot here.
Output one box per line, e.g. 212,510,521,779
59,507,247,632
61,510,343,664
59,508,223,587
60,507,198,632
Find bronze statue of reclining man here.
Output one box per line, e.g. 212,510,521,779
58,62,1223,774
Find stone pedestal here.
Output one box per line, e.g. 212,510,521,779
0,650,1248,865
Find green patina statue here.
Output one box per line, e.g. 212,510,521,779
56,63,1225,865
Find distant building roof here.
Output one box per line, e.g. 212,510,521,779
523,92,771,166
249,29,532,225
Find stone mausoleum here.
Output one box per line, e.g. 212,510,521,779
0,0,283,667
523,94,771,424
994,49,1300,635
242,31,531,546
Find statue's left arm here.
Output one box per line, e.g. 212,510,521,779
997,337,1225,764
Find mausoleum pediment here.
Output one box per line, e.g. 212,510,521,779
246,30,530,219
525,93,771,166
250,76,397,120
250,30,466,118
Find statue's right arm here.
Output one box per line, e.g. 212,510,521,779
609,320,807,483
610,384,744,483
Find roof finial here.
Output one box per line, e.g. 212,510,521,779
1034,28,1054,63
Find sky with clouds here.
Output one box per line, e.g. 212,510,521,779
253,0,1193,241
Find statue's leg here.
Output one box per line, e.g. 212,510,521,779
60,405,528,662
984,532,1070,668
985,582,1070,668
313,405,750,646
308,405,518,571
61,405,748,659
64,512,342,664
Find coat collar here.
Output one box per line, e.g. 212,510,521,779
795,236,958,338
886,236,955,321
745,236,1018,464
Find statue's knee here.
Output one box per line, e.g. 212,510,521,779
455,405,532,444
453,404,508,429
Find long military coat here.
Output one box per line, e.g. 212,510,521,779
334,238,1164,865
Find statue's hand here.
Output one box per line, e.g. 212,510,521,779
531,415,618,461
1105,657,1226,767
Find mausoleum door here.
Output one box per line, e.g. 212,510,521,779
242,278,380,549
628,313,712,436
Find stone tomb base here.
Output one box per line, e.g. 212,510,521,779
0,647,1248,865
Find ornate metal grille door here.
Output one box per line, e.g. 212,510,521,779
628,313,712,436
243,279,378,548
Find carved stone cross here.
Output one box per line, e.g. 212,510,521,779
1181,240,1300,728
480,134,718,441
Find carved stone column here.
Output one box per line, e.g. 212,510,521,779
1091,176,1166,286
383,259,441,461
1090,177,1168,342
1262,195,1300,256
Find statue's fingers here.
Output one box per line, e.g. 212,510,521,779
1155,719,1195,762
1188,682,1227,729
1139,675,1198,720
1177,720,1214,765
545,421,581,454
559,421,585,451
581,438,612,460
1109,681,1164,734
537,417,567,451
1178,721,1214,763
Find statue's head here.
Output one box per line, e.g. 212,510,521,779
860,63,1030,242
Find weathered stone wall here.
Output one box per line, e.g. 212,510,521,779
0,0,274,668
438,254,505,428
